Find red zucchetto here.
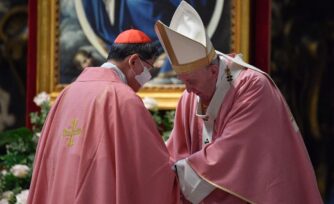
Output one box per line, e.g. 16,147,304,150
114,29,152,44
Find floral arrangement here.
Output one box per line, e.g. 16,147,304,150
0,93,174,204
0,92,50,204
142,97,175,141
29,92,51,140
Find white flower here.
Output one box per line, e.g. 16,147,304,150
0,191,13,204
10,165,30,178
142,97,158,110
33,92,50,106
1,170,8,175
15,190,29,204
2,191,14,199
0,198,9,204
35,132,41,137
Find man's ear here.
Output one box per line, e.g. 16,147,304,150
128,54,139,67
209,64,219,76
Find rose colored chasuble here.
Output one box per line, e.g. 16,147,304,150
28,68,180,204
167,54,323,203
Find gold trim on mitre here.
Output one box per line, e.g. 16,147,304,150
155,21,216,74
173,48,216,74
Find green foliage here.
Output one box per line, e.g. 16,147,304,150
150,110,175,141
0,128,31,147
29,101,50,140
0,128,35,201
0,94,50,202
0,128,35,169
0,173,31,195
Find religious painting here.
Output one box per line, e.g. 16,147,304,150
36,0,251,109
0,0,28,131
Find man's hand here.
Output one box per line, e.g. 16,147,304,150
174,159,215,204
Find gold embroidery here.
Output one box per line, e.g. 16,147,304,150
63,119,82,147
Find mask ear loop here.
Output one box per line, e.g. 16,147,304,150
134,60,152,86
128,56,141,77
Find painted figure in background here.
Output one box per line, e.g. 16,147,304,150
155,1,323,203
0,88,15,131
73,49,99,71
0,3,28,129
69,0,226,84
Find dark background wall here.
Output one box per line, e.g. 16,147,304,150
271,0,334,202
0,0,27,132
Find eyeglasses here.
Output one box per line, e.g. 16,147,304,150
139,57,154,70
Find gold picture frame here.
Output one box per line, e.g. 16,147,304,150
36,0,250,110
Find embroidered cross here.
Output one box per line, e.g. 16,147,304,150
63,119,81,147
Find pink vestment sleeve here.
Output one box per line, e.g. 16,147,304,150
167,92,192,161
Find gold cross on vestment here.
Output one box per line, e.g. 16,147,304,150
63,119,82,147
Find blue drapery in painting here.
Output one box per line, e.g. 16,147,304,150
81,0,211,73
81,0,208,44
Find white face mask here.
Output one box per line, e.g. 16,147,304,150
134,61,152,86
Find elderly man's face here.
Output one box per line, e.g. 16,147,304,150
178,64,218,104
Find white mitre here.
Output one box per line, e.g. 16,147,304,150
154,1,216,74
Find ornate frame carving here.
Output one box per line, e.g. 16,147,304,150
36,0,250,110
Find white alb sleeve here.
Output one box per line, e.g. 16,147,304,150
175,159,215,204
